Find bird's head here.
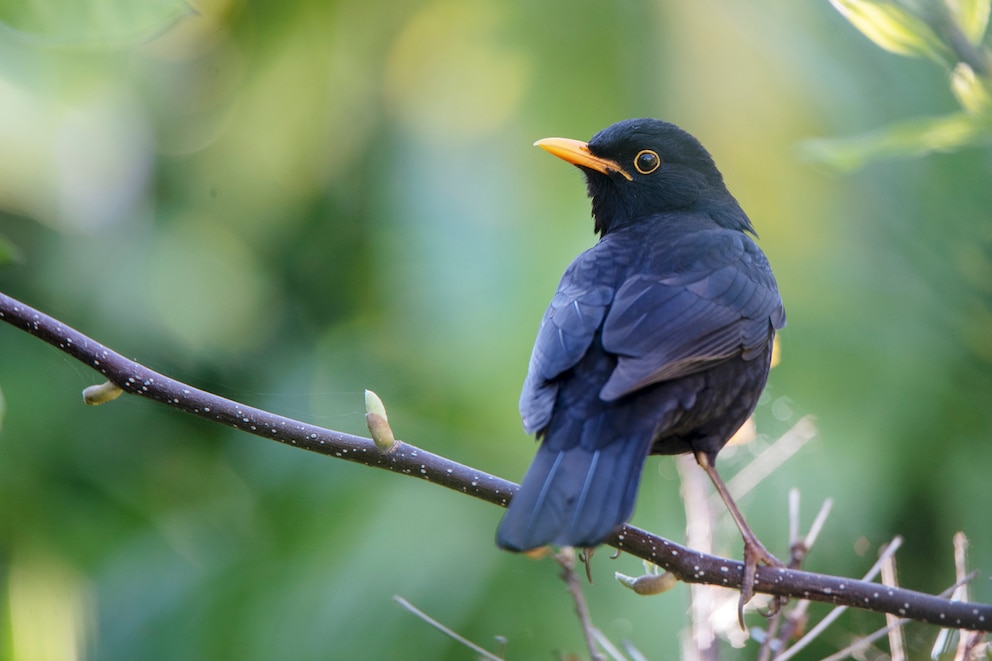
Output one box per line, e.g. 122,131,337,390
536,118,752,236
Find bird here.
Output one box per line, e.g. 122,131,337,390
495,118,786,612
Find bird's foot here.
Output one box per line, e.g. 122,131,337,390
737,536,783,629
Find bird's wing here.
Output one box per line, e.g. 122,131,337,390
599,231,784,401
519,265,614,434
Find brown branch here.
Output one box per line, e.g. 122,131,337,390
2,289,992,633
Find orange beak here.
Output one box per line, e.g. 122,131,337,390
534,137,633,181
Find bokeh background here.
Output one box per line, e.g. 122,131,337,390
1,0,990,658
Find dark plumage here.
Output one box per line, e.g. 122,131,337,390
496,119,785,591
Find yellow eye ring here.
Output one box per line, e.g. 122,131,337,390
634,149,661,175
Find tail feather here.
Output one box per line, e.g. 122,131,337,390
496,432,653,551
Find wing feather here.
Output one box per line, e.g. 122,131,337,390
600,232,783,401
519,269,614,434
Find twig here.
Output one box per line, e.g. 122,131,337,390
933,532,973,658
3,290,992,632
958,631,990,661
620,639,649,661
772,536,903,661
717,415,817,506
787,489,800,552
757,495,832,661
952,532,973,661
393,595,505,661
818,615,911,661
948,532,989,661
590,628,629,661
555,548,605,661
802,497,833,552
880,551,906,661
677,454,720,660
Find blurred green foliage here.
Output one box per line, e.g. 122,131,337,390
807,0,992,168
0,0,991,659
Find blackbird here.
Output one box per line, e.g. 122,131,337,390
496,118,786,609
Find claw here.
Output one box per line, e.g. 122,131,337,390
579,547,595,584
737,537,782,627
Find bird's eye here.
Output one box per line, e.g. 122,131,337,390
634,150,661,175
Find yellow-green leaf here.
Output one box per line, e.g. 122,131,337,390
799,112,992,170
951,63,992,115
829,0,951,63
946,0,991,44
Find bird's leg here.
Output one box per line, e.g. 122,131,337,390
694,450,782,627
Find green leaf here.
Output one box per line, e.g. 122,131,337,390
799,112,992,170
946,0,991,44
829,0,952,63
0,0,192,48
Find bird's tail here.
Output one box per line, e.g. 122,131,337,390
495,432,654,552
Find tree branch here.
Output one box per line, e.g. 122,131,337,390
2,290,991,633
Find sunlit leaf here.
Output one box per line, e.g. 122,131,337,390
951,62,992,114
829,0,952,63
946,0,992,44
0,0,192,48
799,112,992,170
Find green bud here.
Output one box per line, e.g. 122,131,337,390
615,570,678,595
365,389,397,453
82,381,124,405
